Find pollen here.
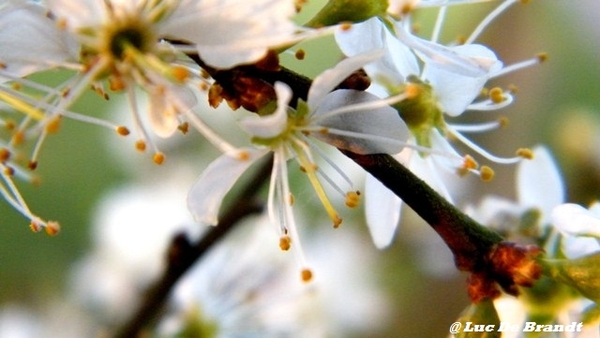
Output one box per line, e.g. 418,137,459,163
153,152,165,165
116,126,131,136
516,148,534,160
236,150,250,161
480,166,495,181
135,140,147,151
45,221,60,236
345,191,361,208
489,87,505,104
279,235,292,251
301,268,313,283
171,66,190,82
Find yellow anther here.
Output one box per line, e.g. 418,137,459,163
135,140,147,152
109,76,126,91
177,122,189,134
345,191,361,208
301,268,313,283
497,116,509,128
116,126,130,136
45,221,60,236
236,150,250,161
27,161,38,171
332,215,342,228
489,87,505,104
153,152,165,165
279,236,292,251
171,66,190,82
480,166,495,182
30,221,42,233
0,148,10,162
295,49,306,60
3,165,15,176
340,22,353,31
516,148,534,160
458,155,478,176
4,119,16,131
536,52,548,63
12,131,25,145
45,116,62,134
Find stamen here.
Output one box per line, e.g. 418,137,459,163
491,54,546,78
516,148,534,159
279,235,292,251
449,119,504,133
153,152,165,165
301,268,313,283
45,221,61,236
431,5,448,43
449,128,524,164
480,166,495,181
345,191,361,208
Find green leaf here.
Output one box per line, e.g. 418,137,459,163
454,298,501,338
544,253,600,303
305,0,388,28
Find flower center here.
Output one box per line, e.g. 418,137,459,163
109,27,149,60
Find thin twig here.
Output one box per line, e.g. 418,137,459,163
113,155,273,338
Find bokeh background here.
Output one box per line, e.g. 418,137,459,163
1,1,600,337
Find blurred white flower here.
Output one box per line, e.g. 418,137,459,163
188,51,409,273
336,1,544,247
552,203,600,259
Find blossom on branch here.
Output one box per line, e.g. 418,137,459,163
187,52,410,279
335,0,543,248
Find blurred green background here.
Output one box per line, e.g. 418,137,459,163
2,1,600,337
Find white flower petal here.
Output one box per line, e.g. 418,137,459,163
335,17,419,88
187,149,267,225
552,203,600,238
0,2,77,76
517,145,565,223
365,174,402,248
161,0,296,69
562,236,600,259
240,82,291,138
308,50,385,111
311,89,408,154
422,44,501,116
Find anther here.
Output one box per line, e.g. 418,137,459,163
332,215,342,228
3,165,15,176
405,83,422,99
109,76,126,91
27,161,38,171
497,116,509,128
135,140,147,151
536,52,548,63
153,152,165,165
0,148,10,162
295,49,306,60
489,87,505,104
301,268,313,283
171,66,190,82
279,236,292,251
45,116,62,134
480,166,495,181
30,221,42,233
345,191,361,208
116,126,131,136
516,148,534,160
177,122,189,134
236,150,250,161
340,22,353,31
45,221,60,236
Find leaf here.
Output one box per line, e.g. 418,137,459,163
545,253,600,304
305,0,388,27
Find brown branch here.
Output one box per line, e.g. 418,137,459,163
113,155,273,338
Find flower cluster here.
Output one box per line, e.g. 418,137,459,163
4,0,598,336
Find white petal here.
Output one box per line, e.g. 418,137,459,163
422,44,501,116
308,50,385,111
311,89,409,154
562,236,600,259
187,149,267,225
365,174,402,248
552,203,600,238
160,0,296,69
0,2,77,77
240,82,290,138
517,145,565,222
335,17,419,87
